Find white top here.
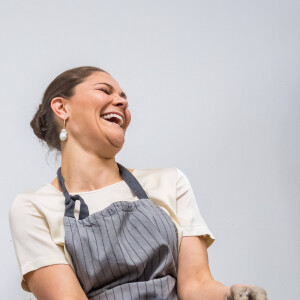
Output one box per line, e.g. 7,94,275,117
9,167,215,293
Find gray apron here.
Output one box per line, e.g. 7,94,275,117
57,162,179,300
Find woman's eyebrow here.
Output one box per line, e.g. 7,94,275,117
94,82,127,100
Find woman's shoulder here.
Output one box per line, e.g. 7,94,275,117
136,166,190,181
135,166,178,177
134,166,179,188
9,184,57,214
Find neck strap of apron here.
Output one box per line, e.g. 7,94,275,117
57,162,148,219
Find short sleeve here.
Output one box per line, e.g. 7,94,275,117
8,193,69,292
175,168,215,248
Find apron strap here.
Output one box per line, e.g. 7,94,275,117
57,167,90,220
57,162,149,220
117,162,149,200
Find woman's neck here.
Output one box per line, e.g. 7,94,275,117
53,135,134,193
51,168,135,194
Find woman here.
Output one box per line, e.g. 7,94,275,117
9,66,268,299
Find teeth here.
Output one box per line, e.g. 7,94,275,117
101,113,123,127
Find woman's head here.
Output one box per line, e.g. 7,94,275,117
30,66,130,158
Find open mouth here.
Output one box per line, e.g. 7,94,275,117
100,114,124,128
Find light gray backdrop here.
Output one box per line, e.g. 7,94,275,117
1,1,299,299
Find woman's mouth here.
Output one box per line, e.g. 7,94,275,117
100,116,124,129
100,113,124,128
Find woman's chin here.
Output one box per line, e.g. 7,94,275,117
98,118,125,147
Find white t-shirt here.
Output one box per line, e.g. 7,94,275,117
9,167,215,293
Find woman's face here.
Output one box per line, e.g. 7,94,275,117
54,71,131,157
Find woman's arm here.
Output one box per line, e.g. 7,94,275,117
24,264,88,300
177,235,229,299
177,236,268,300
179,278,230,300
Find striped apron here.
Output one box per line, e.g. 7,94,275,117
57,162,179,300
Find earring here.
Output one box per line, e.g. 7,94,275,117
59,118,68,141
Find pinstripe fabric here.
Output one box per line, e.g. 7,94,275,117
58,163,179,300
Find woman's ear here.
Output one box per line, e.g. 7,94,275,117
51,97,69,121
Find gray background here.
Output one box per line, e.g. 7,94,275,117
1,1,299,299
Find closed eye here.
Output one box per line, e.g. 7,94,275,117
97,88,110,95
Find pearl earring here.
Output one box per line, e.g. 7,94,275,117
59,118,68,141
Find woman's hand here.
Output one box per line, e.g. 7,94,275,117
225,283,268,300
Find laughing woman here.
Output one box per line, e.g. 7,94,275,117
9,66,268,300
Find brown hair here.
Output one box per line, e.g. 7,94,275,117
30,66,109,154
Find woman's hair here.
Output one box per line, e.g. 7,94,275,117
30,66,109,154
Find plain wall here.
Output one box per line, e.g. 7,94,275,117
1,1,299,299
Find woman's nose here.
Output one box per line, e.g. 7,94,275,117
113,96,128,107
